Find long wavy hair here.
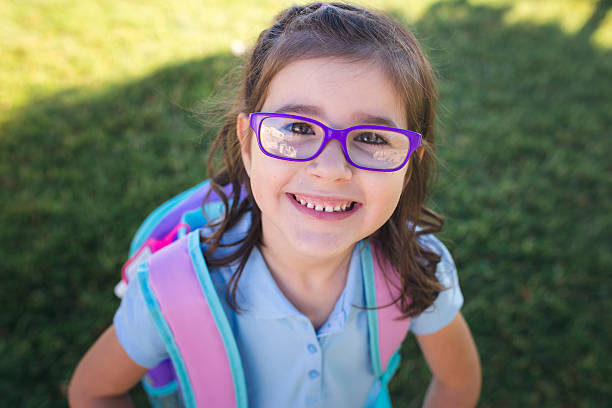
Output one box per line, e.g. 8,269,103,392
202,2,444,318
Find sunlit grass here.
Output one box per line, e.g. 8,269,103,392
0,0,294,117
3,0,610,119
500,0,595,32
593,5,612,47
469,0,612,48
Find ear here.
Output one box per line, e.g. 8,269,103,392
416,146,425,161
237,112,252,177
404,146,424,187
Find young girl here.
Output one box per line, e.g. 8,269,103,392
69,2,481,407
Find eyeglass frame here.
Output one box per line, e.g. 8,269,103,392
248,112,422,172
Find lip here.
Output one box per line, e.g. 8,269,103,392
286,193,360,220
290,192,359,206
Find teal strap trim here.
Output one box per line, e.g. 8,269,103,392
130,180,210,256
360,240,382,378
372,385,393,408
177,225,189,239
364,350,402,408
141,378,178,396
363,378,381,408
178,197,227,230
182,199,231,229
182,208,206,230
202,200,228,223
138,266,197,408
177,199,229,240
381,350,402,386
187,230,248,408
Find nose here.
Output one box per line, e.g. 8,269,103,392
306,139,352,181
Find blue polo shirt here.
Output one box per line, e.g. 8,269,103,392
114,215,463,407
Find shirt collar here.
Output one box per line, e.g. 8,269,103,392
234,242,365,329
235,247,303,319
316,244,364,336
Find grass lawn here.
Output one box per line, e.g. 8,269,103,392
2,0,611,406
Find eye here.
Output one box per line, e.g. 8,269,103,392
354,132,388,145
285,122,315,135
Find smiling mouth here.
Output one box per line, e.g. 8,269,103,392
291,194,356,213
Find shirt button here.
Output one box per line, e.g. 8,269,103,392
307,344,317,354
308,370,320,379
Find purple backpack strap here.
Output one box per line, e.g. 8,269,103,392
142,230,247,408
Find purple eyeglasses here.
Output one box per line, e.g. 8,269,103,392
249,112,422,172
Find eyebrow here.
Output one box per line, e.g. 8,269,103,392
274,104,322,117
274,104,400,128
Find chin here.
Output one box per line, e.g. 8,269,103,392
288,230,357,259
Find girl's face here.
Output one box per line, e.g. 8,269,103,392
239,57,409,262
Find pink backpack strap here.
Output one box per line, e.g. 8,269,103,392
139,230,247,408
361,240,411,376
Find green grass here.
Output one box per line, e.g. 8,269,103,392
2,0,611,406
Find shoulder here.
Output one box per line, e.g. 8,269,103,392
416,232,451,257
113,268,168,368
416,232,457,288
410,233,464,335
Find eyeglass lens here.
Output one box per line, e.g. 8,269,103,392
258,116,410,170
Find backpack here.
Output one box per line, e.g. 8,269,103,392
117,180,411,408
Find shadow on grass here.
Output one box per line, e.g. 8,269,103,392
578,0,612,40
1,1,611,407
0,52,241,406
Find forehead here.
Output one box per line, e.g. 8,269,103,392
260,57,405,128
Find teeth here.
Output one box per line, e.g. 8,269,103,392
293,194,353,212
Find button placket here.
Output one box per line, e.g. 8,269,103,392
308,369,320,379
301,319,323,405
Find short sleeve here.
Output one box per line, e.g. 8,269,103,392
409,235,464,335
113,272,168,369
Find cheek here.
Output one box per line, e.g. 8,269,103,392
383,183,404,216
403,160,416,189
367,171,406,218
248,150,290,204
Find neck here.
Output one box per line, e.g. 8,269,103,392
259,225,355,326
260,239,353,288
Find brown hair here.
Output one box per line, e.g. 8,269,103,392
202,2,444,318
